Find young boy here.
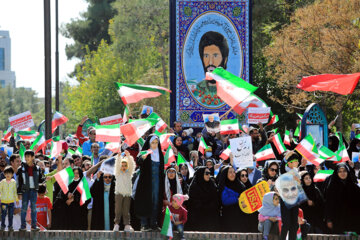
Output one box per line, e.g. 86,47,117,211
0,166,19,231
167,194,188,240
36,184,52,230
113,151,135,232
17,150,44,231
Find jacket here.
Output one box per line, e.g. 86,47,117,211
17,162,44,194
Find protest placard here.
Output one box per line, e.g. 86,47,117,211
99,114,123,125
248,107,271,124
229,136,253,169
239,181,270,214
9,111,34,132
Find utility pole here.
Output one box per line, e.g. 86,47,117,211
44,0,52,139
55,0,60,136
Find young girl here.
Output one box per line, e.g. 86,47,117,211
113,150,135,232
166,194,188,240
258,192,281,240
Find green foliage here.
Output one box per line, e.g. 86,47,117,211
62,0,170,134
61,0,116,76
0,86,44,131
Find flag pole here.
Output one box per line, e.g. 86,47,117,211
220,106,234,120
71,177,83,195
333,94,352,122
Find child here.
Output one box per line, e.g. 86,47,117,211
36,184,52,230
17,150,44,231
113,150,135,232
168,193,188,240
0,166,19,231
280,151,300,174
258,192,281,240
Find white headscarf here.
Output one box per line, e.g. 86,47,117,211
165,167,183,202
150,135,160,162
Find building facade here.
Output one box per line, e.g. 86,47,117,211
0,30,16,88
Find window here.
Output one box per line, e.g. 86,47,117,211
0,48,4,70
0,80,5,88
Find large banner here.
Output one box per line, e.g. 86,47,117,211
170,0,251,127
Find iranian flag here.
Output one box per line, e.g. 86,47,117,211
272,133,287,155
319,146,340,161
284,130,291,146
336,144,350,162
220,119,240,135
294,122,301,137
161,206,173,239
115,82,171,105
122,106,130,124
335,132,350,162
50,140,64,158
139,149,153,158
30,132,45,152
206,68,258,113
76,147,83,156
51,112,69,133
31,134,55,154
148,113,167,133
240,125,249,134
198,136,208,155
356,133,360,140
76,176,92,205
219,146,231,160
54,167,74,194
105,142,120,153
155,131,175,150
295,135,324,166
2,126,12,142
137,137,145,148
120,120,152,146
95,124,121,142
313,170,334,182
164,146,176,168
177,153,195,178
255,144,276,162
266,113,279,126
233,93,268,115
19,143,26,162
17,130,38,140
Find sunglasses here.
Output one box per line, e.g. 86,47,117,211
269,168,278,172
241,174,248,177
204,172,211,175
103,176,113,179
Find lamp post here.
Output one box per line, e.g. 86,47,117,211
44,0,52,139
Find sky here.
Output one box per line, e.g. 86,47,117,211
0,0,89,97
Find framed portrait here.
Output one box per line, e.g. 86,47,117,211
170,0,251,128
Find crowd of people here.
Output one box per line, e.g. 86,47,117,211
0,113,360,240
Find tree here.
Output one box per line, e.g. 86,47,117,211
263,0,360,132
63,0,170,134
110,0,169,86
0,86,44,131
61,0,116,75
252,0,316,130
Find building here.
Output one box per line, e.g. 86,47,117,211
0,30,16,88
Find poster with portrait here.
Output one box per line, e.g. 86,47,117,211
140,106,153,117
203,113,220,133
275,170,308,209
170,0,251,128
